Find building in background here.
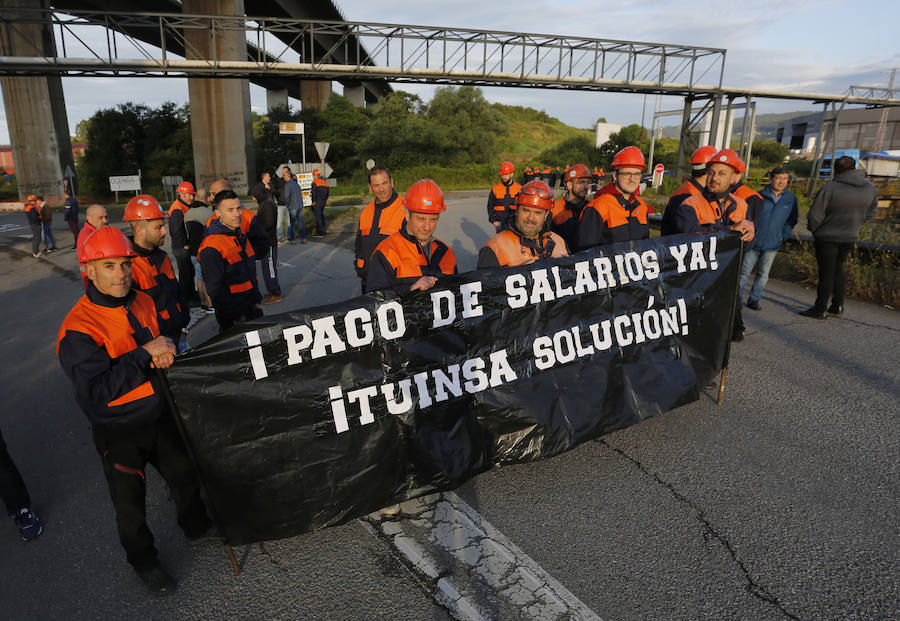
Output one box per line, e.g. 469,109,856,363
773,108,900,154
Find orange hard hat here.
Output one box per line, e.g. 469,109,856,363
709,149,745,173
567,164,591,180
516,180,553,210
176,181,195,194
499,161,515,175
405,179,446,214
26,194,37,202
690,145,718,167
313,169,320,176
123,194,164,221
80,226,137,262
611,146,646,170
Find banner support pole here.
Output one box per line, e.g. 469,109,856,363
155,369,242,574
716,233,744,406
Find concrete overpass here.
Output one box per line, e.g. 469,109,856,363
0,0,391,198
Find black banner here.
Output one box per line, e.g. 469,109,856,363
167,232,741,545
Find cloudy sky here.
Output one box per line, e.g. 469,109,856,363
1,0,897,143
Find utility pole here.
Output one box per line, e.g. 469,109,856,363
873,69,896,152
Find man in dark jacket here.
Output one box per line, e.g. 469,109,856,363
254,177,282,304
198,189,263,331
310,169,329,237
57,226,212,595
738,167,798,311
64,188,80,248
23,195,42,258
800,156,878,318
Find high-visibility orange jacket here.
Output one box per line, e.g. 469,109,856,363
477,228,568,269
168,198,191,251
661,177,705,236
355,192,405,281
57,286,165,427
198,219,261,324
550,195,588,254
731,182,763,222
674,191,748,233
205,208,270,258
487,181,522,225
130,238,188,340
366,226,457,294
578,189,650,250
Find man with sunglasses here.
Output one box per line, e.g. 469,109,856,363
577,146,651,250
478,180,568,268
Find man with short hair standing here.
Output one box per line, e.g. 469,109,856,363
355,166,405,292
198,190,264,331
281,167,306,245
738,167,798,311
800,156,878,319
64,188,80,248
23,195,42,258
168,181,197,305
310,168,329,237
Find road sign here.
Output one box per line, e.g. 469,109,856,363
314,142,330,161
109,175,141,192
162,175,183,187
654,163,664,174
279,122,304,135
651,163,665,189
294,162,333,178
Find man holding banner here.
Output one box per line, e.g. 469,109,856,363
57,227,212,595
479,180,569,268
366,179,458,294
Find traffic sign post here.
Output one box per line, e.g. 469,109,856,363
279,122,306,166
652,163,665,188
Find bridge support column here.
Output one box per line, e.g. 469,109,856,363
301,80,331,111
675,96,694,179
266,88,289,112
183,0,254,194
343,82,365,108
0,0,73,204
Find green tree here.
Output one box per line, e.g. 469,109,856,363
316,95,371,176
599,124,648,166
426,86,507,165
749,139,789,168
358,92,444,170
253,104,304,176
537,135,603,168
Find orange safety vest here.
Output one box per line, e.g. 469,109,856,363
356,194,406,273
198,232,257,294
579,192,650,248
372,232,457,281
168,198,190,217
489,181,522,215
482,229,568,268
56,291,160,408
206,208,256,235
679,192,748,228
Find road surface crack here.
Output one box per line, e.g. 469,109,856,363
597,438,801,620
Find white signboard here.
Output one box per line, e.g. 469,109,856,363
109,175,141,192
279,122,305,135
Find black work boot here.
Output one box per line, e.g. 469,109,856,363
136,566,178,596
827,304,844,315
799,307,827,319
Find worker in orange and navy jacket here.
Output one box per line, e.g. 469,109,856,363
479,180,568,269
76,204,109,289
577,146,651,250
728,156,764,223
661,145,716,236
57,226,212,595
487,161,522,232
198,189,263,332
671,149,755,342
23,194,43,257
367,179,458,295
204,202,270,259
310,168,330,236
550,163,592,253
168,181,197,305
355,166,406,292
123,194,189,349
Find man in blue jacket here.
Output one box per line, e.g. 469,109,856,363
281,167,306,244
737,167,798,311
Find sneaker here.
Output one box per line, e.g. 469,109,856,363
135,566,177,596
262,294,283,304
32,252,42,259
799,307,827,319
746,299,761,311
200,305,216,315
14,507,43,541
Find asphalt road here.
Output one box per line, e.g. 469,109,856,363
0,192,897,620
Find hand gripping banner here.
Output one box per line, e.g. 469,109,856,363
166,232,741,545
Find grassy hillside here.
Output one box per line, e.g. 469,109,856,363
492,104,594,163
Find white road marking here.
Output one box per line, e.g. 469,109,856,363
363,492,602,621
0,224,26,233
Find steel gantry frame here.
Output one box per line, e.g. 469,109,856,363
0,7,729,95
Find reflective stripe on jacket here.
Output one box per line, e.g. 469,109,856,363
198,220,261,323
487,181,522,224
57,286,164,427
366,227,457,294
